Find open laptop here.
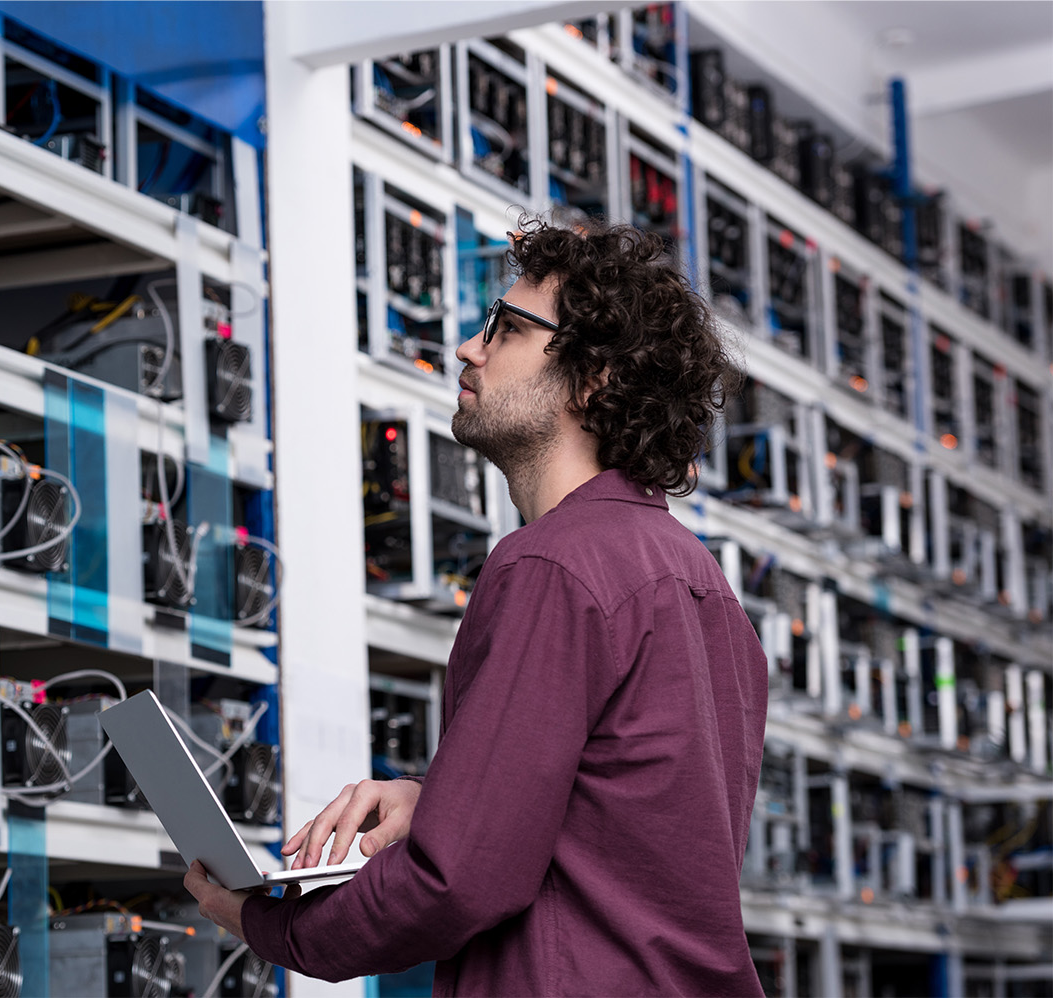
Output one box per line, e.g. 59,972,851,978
99,689,366,891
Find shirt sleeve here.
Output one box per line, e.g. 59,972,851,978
241,554,618,982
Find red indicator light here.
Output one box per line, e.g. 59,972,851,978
384,427,398,442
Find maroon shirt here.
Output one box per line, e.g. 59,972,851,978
243,470,768,996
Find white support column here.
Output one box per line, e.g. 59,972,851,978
936,635,957,750
820,587,841,716
1001,506,1028,615
903,628,923,738
819,925,842,998
832,770,853,900
987,688,1006,755
880,659,898,736
928,469,950,581
264,5,370,994
1025,670,1048,773
1006,664,1027,764
806,581,823,701
719,539,742,602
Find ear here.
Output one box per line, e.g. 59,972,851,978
582,367,609,404
564,367,608,416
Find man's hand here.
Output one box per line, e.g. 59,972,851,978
183,860,281,942
283,779,422,869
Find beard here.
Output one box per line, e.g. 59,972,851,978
451,361,568,475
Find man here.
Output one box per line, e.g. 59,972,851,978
186,217,768,996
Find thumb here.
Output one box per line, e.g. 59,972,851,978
360,835,379,857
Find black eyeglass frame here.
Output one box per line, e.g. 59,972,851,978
482,298,560,345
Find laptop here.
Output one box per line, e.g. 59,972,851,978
99,689,366,891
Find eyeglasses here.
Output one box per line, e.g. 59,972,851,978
482,298,559,345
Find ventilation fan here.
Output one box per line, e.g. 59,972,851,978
1,702,71,796
107,933,175,998
0,478,71,573
143,520,193,608
221,944,276,998
0,925,21,998
234,545,273,624
206,339,252,423
226,742,279,825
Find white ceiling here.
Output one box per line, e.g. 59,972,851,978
839,1,1052,170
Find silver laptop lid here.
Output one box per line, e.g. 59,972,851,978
100,689,268,890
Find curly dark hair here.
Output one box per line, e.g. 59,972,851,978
507,215,738,496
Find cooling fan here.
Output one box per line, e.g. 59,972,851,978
1,702,71,797
227,742,279,825
221,943,276,998
107,932,180,998
0,477,71,573
234,544,273,624
143,520,193,608
206,339,252,423
0,925,21,998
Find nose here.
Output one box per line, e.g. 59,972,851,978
456,329,487,366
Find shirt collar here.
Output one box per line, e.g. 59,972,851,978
555,469,669,513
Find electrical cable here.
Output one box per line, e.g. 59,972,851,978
152,401,205,604
143,279,177,396
31,80,61,148
203,942,248,998
165,700,268,789
0,441,32,544
0,465,82,564
0,668,127,806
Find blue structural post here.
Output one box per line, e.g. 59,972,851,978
889,78,929,449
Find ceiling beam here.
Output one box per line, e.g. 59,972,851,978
906,41,1053,117
282,0,616,69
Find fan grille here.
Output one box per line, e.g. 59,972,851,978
131,934,171,998
24,703,70,789
235,546,272,622
146,520,192,607
10,479,70,573
209,340,252,422
239,743,279,825
0,925,22,998
240,952,277,998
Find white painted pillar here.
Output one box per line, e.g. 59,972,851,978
1006,665,1027,763
264,5,369,995
1026,670,1048,773
936,636,957,750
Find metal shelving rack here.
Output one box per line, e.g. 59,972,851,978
340,6,1050,996
0,15,279,996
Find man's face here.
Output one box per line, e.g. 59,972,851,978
451,277,568,472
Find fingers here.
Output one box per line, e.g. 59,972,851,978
324,781,384,865
183,859,210,898
281,779,421,869
360,779,421,857
287,783,361,869
281,818,314,858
